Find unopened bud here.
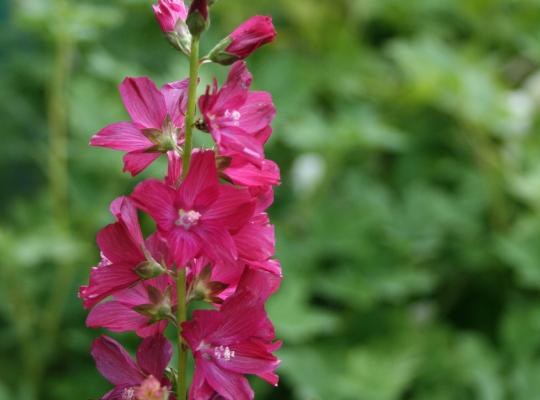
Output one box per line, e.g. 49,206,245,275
187,0,209,36
135,260,166,280
208,16,276,65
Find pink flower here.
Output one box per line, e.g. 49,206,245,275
182,279,281,400
209,16,276,65
199,62,275,166
86,275,175,338
91,77,188,176
91,335,172,400
79,197,164,309
153,0,188,33
132,150,255,267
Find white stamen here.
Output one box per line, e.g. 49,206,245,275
122,387,135,400
214,345,235,361
175,209,201,229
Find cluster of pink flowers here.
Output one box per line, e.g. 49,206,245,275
80,1,280,399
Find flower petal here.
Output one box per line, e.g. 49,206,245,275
162,79,189,127
203,185,255,230
169,228,201,266
123,151,161,176
204,360,253,400
194,224,237,265
137,335,173,379
97,222,144,265
91,336,145,386
177,150,219,208
90,122,152,152
132,179,177,232
86,301,148,333
120,77,167,129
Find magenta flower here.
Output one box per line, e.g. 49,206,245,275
91,335,172,400
79,197,162,309
209,16,276,65
199,61,275,166
153,0,188,33
132,150,255,267
182,284,281,400
90,77,189,176
86,275,175,338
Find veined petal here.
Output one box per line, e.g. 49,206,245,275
137,335,173,380
203,186,255,231
213,62,252,112
132,179,177,232
110,196,145,249
123,151,161,176
86,301,148,333
80,263,139,309
91,336,145,386
194,225,237,265
169,228,201,266
97,222,144,265
162,79,189,127
215,339,280,380
90,122,152,151
177,150,219,208
120,77,167,129
204,361,253,400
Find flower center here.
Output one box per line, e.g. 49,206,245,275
213,345,235,361
121,387,136,400
224,109,242,126
175,209,201,229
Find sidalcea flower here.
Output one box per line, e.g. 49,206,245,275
91,77,188,176
208,16,276,65
132,150,255,267
199,61,275,166
153,0,188,33
91,335,172,400
79,197,166,309
86,275,175,338
182,280,281,400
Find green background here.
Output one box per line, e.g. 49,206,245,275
2,0,540,399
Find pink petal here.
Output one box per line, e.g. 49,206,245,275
189,360,217,400
234,217,274,262
90,122,152,152
162,79,189,127
224,159,280,187
123,151,161,176
120,77,167,129
110,196,145,249
132,179,177,232
166,150,183,188
80,263,139,309
217,127,265,166
86,301,148,333
216,92,274,135
177,150,219,208
97,222,144,265
169,228,201,266
216,339,280,381
213,62,252,112
136,335,173,379
136,320,168,338
204,360,254,400
202,186,255,230
195,224,237,265
91,336,145,386
102,385,136,400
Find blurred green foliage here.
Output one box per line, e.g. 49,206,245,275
2,0,540,399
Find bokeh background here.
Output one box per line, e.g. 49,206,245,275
3,0,540,399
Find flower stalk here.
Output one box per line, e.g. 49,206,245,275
176,267,188,400
181,35,200,179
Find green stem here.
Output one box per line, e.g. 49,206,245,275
176,267,188,400
176,34,201,400
181,36,201,179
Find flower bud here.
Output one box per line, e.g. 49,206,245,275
154,0,192,55
208,16,276,65
133,286,173,322
135,260,166,280
153,0,188,33
187,0,209,36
